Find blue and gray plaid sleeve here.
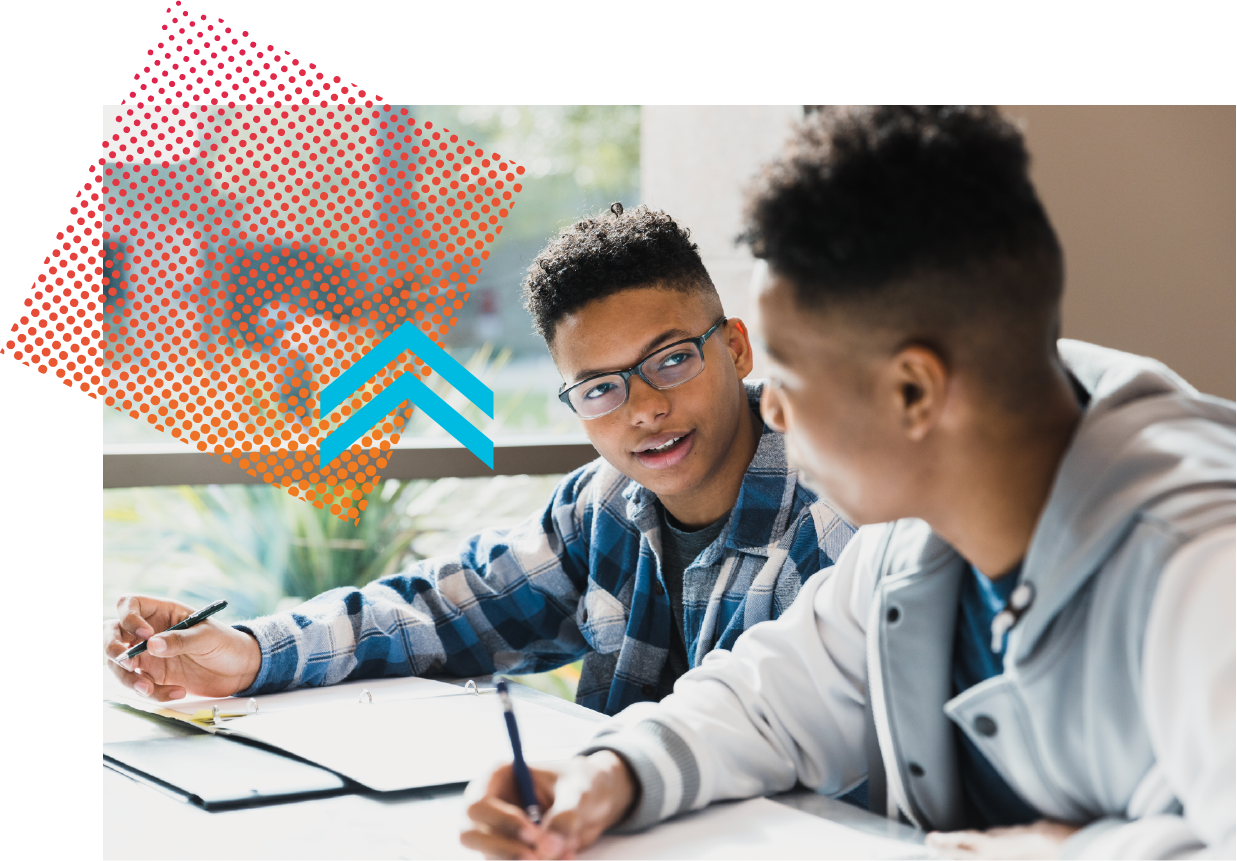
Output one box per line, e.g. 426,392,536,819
235,466,598,696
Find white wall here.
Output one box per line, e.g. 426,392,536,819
640,106,801,379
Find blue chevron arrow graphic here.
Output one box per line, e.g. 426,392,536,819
317,321,494,468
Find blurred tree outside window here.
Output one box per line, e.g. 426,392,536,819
103,106,640,701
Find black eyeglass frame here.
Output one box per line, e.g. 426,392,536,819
558,316,728,419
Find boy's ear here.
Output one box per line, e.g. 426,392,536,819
889,344,949,442
725,318,755,378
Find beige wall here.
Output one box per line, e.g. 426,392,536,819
1005,106,1235,399
644,106,1236,398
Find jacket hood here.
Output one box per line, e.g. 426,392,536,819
1011,340,1236,657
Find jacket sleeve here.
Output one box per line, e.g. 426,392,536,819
233,465,598,695
1061,525,1235,859
582,524,887,831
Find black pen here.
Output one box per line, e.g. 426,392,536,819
113,599,229,664
496,679,542,824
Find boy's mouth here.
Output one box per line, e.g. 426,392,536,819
633,430,695,469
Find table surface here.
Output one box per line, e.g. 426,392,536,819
102,678,925,860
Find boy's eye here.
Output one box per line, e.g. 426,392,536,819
657,351,690,369
583,381,618,400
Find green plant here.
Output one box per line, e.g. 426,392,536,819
103,479,434,621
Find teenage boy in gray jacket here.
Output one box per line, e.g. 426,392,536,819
461,107,1235,859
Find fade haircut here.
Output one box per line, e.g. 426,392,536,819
523,203,720,346
743,106,1066,405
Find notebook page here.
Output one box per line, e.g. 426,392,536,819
228,693,601,791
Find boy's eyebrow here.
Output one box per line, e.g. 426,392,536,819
571,327,694,383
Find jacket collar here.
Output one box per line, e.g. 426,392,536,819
1012,340,1236,659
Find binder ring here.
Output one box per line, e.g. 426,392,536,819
211,705,222,726
464,679,479,696
359,689,373,704
246,698,259,714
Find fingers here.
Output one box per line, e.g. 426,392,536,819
464,766,541,845
114,594,186,641
925,830,984,858
534,753,635,858
145,623,216,659
459,826,538,861
926,821,1079,860
462,764,559,859
465,794,540,846
102,619,136,661
104,653,187,701
537,813,578,860
530,766,559,810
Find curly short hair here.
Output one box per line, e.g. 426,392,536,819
742,106,1063,317
522,203,717,344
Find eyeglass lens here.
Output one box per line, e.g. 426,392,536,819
568,340,706,418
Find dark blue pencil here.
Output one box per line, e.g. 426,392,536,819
496,679,542,824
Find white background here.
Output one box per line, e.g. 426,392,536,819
0,1,1232,857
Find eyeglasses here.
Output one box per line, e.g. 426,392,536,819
558,317,727,419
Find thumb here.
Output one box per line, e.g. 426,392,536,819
146,623,219,658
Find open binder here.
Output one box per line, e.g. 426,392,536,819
105,675,604,792
104,734,349,809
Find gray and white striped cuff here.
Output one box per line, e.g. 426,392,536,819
583,719,702,834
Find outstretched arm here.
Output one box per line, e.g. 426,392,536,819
103,465,608,699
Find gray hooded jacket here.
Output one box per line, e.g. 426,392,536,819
589,341,1235,858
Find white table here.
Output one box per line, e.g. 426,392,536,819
103,679,924,859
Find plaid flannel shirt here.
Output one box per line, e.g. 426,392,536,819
236,383,855,715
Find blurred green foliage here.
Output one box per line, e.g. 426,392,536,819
406,105,640,240
103,480,434,622
406,106,641,360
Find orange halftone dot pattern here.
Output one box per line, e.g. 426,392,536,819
3,3,523,523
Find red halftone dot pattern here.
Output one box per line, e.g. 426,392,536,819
3,3,524,523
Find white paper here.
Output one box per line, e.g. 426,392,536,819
582,797,926,860
104,671,468,717
388,794,925,861
229,693,601,791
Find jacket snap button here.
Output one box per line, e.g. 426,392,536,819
886,606,901,623
974,715,998,737
908,762,924,777
641,684,657,697
654,581,665,597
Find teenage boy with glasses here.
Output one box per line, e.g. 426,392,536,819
103,204,855,720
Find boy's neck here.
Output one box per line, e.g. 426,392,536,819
925,373,1084,580
659,403,763,530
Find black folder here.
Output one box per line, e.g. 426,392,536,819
104,734,349,810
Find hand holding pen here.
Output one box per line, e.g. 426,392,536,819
102,594,263,701
458,682,638,859
111,599,229,664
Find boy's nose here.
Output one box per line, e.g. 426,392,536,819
626,375,671,424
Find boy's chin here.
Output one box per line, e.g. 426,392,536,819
630,458,706,498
